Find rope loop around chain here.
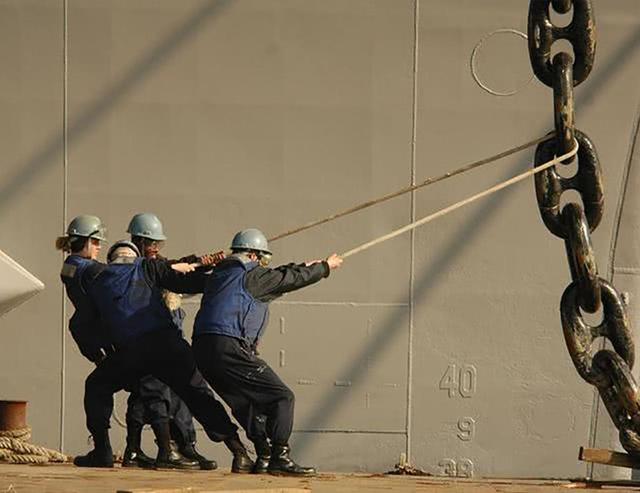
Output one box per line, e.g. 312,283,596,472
560,279,633,385
528,0,596,87
533,130,603,238
562,203,600,312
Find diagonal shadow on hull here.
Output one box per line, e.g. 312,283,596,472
0,0,232,214
292,25,640,459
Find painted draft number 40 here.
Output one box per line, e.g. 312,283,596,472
439,363,477,398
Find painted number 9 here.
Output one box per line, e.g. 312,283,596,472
457,417,476,441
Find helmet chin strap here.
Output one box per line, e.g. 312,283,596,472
232,250,271,267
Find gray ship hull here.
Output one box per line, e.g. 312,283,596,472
0,0,639,478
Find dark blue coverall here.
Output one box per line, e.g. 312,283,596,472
64,256,245,468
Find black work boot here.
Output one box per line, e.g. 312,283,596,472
122,446,155,468
251,440,271,474
122,425,155,468
152,423,199,470
155,449,200,470
73,448,114,468
268,444,316,476
224,434,254,473
178,441,217,470
74,430,113,468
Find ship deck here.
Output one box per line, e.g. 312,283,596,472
1,464,640,493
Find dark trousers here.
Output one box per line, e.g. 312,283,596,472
84,330,237,444
193,334,294,446
126,375,198,446
170,389,198,445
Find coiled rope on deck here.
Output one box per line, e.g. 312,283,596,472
0,428,68,464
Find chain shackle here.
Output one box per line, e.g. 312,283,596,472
562,203,600,312
534,130,603,238
528,0,596,87
553,52,576,162
560,279,633,385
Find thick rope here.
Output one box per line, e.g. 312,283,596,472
0,428,67,464
0,428,30,441
341,142,578,258
268,133,554,242
0,450,49,464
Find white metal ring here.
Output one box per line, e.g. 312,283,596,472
470,28,534,97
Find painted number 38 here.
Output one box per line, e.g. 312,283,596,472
438,458,475,478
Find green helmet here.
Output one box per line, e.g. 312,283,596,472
65,215,107,241
230,228,271,255
127,213,167,241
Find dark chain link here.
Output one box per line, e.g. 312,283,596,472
534,130,604,238
528,0,596,87
560,280,633,383
552,52,575,161
528,0,639,456
562,204,600,312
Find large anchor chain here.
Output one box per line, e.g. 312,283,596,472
527,0,640,455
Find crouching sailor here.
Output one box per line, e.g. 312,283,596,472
105,241,202,470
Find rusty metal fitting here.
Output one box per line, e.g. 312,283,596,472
0,400,27,431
